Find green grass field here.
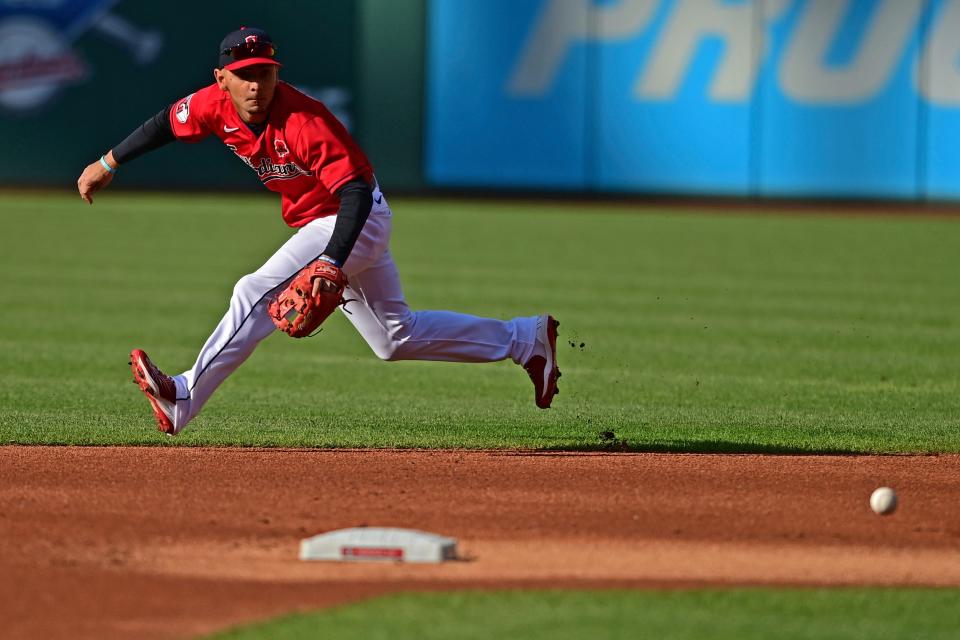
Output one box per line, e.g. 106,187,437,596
3,192,959,639
206,589,960,640
1,192,958,452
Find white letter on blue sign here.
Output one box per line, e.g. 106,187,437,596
637,0,790,102
507,0,658,96
917,0,960,106
780,0,922,104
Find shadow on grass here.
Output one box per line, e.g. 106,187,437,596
535,439,877,456
24,441,929,456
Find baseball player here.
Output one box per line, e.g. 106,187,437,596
76,27,560,435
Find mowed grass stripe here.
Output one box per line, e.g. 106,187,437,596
0,193,957,451
205,588,960,640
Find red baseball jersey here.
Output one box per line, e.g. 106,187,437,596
168,82,373,228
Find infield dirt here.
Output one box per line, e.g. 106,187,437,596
2,447,958,639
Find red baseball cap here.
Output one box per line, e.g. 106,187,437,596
218,27,281,71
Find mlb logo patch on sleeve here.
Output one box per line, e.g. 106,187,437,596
175,93,194,123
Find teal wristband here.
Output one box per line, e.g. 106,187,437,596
99,156,116,174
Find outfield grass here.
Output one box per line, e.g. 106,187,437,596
1,192,958,452
206,588,960,640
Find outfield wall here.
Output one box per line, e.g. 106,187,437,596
4,1,960,200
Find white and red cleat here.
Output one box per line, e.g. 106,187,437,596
129,349,177,435
523,314,561,409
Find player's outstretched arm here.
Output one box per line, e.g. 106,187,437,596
77,151,118,205
77,105,175,205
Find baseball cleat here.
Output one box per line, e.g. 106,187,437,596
523,314,560,409
129,349,177,435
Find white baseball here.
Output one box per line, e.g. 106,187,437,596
870,487,898,515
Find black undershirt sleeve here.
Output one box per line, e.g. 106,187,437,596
112,105,176,165
323,179,373,266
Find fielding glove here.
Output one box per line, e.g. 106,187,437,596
268,260,348,338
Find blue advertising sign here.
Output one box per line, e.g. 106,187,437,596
427,0,960,200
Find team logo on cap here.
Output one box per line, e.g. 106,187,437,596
274,138,289,158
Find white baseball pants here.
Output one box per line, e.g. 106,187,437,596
169,193,539,431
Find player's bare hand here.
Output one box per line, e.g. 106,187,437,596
312,276,339,296
77,154,117,204
311,259,344,296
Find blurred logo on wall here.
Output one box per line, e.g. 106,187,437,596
0,0,161,112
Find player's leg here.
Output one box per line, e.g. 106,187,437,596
132,217,337,433
342,238,560,407
344,250,535,363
